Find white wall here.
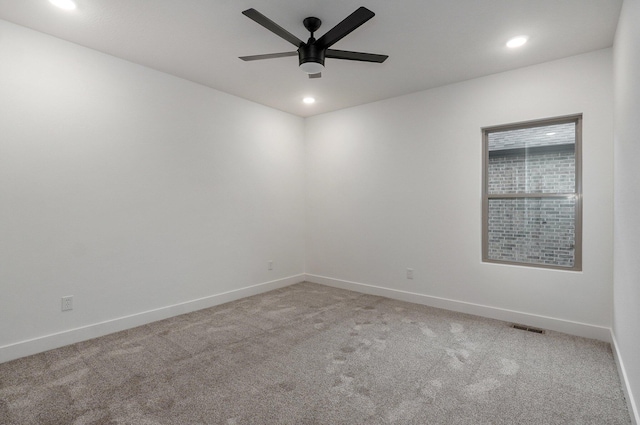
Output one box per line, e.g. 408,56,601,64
0,20,305,362
306,49,614,339
613,0,640,420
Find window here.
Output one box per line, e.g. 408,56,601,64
482,115,582,270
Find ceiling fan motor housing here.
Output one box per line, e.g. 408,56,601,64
299,43,325,68
300,17,324,70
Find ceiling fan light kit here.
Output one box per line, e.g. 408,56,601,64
240,7,388,78
300,61,324,75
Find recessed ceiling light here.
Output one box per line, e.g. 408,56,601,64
303,97,316,105
506,36,528,48
49,0,77,10
546,132,556,136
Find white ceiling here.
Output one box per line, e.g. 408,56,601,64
0,0,622,117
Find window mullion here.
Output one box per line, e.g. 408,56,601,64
487,193,577,199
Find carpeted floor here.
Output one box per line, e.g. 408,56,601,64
0,282,632,424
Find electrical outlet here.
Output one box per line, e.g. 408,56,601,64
268,260,273,271
61,296,73,311
406,268,414,279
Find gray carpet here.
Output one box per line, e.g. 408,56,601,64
0,282,631,424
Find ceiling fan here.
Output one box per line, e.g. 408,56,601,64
239,7,388,78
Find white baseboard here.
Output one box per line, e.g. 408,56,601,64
305,274,612,342
0,274,305,364
612,331,640,425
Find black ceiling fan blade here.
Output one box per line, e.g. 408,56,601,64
242,8,304,47
308,72,322,79
315,7,375,49
239,51,298,61
326,49,388,63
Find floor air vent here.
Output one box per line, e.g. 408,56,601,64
511,324,545,334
